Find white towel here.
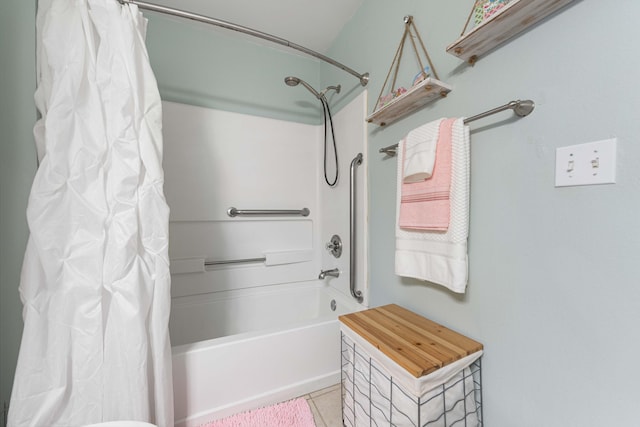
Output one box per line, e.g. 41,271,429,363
403,119,442,183
395,118,470,293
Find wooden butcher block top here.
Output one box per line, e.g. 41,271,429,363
339,304,483,378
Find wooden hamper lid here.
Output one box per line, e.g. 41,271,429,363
339,304,483,378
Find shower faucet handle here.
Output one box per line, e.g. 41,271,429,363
325,235,342,258
325,241,338,250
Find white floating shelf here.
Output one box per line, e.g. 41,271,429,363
446,0,577,64
366,77,452,126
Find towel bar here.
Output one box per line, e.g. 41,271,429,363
378,99,534,157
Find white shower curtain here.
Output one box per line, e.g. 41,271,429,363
9,0,173,426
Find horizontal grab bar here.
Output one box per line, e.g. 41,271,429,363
202,250,313,268
204,257,266,266
227,207,310,217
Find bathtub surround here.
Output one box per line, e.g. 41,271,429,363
171,291,352,426
8,0,173,425
165,94,367,425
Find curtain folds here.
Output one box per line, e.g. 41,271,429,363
9,0,173,425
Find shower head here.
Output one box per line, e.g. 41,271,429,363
284,76,300,87
284,76,322,99
284,76,341,100
284,76,340,187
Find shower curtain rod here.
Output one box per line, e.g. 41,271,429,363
118,0,370,86
378,99,535,156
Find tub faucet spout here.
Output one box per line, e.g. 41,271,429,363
319,268,340,280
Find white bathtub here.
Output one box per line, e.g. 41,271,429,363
170,281,361,427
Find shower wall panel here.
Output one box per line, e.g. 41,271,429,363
162,101,321,296
319,91,369,305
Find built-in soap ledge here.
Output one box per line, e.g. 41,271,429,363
170,249,314,275
263,250,313,266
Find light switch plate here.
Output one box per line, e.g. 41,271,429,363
555,138,617,187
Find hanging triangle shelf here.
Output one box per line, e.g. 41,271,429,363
366,16,452,127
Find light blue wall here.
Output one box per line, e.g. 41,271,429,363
0,0,37,419
144,12,326,124
327,1,640,425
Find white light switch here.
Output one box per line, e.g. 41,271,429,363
555,138,617,187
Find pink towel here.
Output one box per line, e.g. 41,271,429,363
399,118,455,231
395,118,470,292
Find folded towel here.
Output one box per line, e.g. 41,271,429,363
403,119,443,183
395,118,470,293
399,118,454,231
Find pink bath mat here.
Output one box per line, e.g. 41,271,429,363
201,398,316,427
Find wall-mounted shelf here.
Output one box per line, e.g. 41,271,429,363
366,77,452,126
446,0,577,64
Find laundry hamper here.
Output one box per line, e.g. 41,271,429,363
340,304,483,427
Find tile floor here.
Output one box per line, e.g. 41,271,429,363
301,383,343,427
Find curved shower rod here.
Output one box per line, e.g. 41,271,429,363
118,0,370,86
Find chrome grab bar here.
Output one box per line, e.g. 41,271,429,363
227,207,310,217
349,153,364,303
204,257,266,266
